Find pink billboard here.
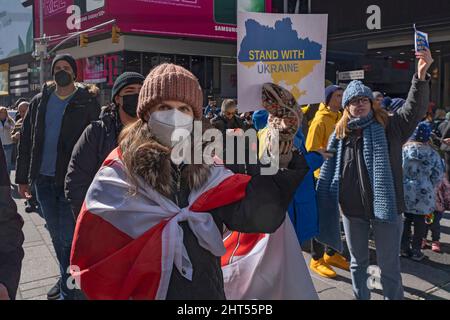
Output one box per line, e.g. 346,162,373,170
35,0,272,44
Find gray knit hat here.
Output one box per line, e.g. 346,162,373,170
342,80,373,107
51,54,77,78
111,72,145,101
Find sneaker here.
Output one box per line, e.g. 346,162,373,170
47,278,61,300
309,258,337,278
431,241,441,253
324,252,350,271
410,250,425,261
421,239,430,249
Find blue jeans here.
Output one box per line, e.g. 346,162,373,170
2,144,14,177
342,214,404,300
35,175,76,300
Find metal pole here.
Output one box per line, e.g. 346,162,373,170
39,0,45,86
47,19,116,56
284,0,288,13
308,0,312,13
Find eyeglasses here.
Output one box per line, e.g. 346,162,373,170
349,97,371,106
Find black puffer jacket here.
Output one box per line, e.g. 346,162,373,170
0,143,24,300
164,151,309,300
211,114,248,133
65,104,123,217
15,83,101,187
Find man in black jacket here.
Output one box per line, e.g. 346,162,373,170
211,99,251,174
66,72,144,218
0,143,24,300
15,54,100,300
210,99,248,133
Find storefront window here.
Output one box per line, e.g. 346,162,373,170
205,57,214,95
160,54,175,64
221,57,237,99
76,52,123,105
124,51,141,73
175,55,190,70
143,53,160,75
191,56,205,88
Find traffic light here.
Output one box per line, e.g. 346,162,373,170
80,33,88,47
112,25,121,44
20,0,33,7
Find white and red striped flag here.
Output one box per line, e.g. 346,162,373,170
70,148,317,300
222,218,318,300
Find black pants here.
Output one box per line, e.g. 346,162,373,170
402,213,427,251
425,211,443,242
311,238,336,260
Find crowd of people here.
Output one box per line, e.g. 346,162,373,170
0,48,449,300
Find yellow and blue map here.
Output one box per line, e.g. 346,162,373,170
238,17,324,101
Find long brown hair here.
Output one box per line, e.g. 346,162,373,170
118,119,172,195
335,102,389,139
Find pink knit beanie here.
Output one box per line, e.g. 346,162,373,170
137,63,203,120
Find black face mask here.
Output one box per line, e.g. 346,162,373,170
54,70,73,87
120,94,139,118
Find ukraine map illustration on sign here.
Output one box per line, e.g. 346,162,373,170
237,13,328,112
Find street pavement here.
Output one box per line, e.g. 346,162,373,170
9,170,450,300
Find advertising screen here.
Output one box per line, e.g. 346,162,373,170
36,0,272,43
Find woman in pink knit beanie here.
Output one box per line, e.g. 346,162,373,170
70,63,314,300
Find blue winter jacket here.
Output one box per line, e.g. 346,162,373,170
402,142,444,215
288,129,324,243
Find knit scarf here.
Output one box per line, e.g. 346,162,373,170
316,111,398,251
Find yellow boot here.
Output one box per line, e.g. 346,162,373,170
324,252,350,271
309,258,337,278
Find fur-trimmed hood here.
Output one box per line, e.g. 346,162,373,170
44,81,100,97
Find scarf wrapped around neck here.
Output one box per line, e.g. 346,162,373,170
315,111,398,252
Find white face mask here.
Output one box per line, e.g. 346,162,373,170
148,109,193,147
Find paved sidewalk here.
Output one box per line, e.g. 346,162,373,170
10,173,450,300
14,195,60,300
304,212,450,300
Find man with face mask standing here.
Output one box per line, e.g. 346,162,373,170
15,54,101,300
65,72,144,218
